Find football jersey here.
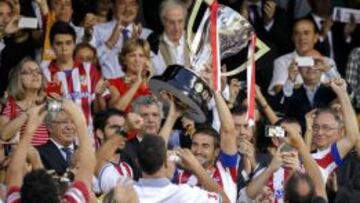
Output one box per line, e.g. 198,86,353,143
174,151,238,203
311,143,343,182
98,161,133,193
42,60,101,144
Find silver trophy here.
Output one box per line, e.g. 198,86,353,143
190,5,254,73
150,2,258,123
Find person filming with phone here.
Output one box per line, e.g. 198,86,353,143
268,18,340,96
282,50,341,128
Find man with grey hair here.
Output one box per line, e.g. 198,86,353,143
158,0,191,68
121,95,164,180
37,109,77,175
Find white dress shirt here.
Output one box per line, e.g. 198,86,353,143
268,51,339,96
91,20,165,79
162,34,186,65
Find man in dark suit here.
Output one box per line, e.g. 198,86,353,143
37,110,76,175
282,50,339,128
121,96,163,180
305,0,357,76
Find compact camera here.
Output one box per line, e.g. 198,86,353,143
265,125,285,137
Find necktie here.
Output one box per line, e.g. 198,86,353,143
122,29,130,44
61,147,72,165
320,20,331,57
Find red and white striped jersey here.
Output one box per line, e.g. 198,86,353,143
1,99,49,146
266,167,292,203
97,161,133,193
174,151,238,203
6,181,89,203
311,143,343,182
41,60,101,144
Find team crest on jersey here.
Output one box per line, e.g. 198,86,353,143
80,75,87,86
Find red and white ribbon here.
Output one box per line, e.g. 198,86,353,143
247,33,257,127
210,1,221,92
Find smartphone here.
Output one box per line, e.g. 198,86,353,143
18,17,38,29
265,125,285,137
280,143,294,152
296,57,314,67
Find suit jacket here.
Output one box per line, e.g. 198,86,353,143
305,13,355,76
158,34,191,68
36,141,69,175
283,84,336,129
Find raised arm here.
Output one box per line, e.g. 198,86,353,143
214,91,237,155
35,0,49,16
255,85,279,124
0,113,28,141
245,150,282,199
6,105,46,188
62,100,96,189
330,78,359,158
177,148,230,203
282,123,327,199
158,94,182,145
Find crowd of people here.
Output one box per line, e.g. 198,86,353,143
0,0,359,202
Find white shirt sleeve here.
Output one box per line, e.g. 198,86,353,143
268,57,291,95
98,163,133,193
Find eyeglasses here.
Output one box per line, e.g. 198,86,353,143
20,69,42,75
312,124,339,133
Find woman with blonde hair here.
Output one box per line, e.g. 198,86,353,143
0,57,49,146
107,38,154,111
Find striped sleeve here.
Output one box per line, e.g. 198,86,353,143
63,181,90,203
6,186,21,203
1,101,13,118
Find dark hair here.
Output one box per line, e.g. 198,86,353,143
193,125,220,149
285,171,316,203
21,169,60,203
293,18,318,34
137,135,167,175
231,106,248,117
274,117,300,126
74,42,97,58
50,21,77,45
93,108,126,131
